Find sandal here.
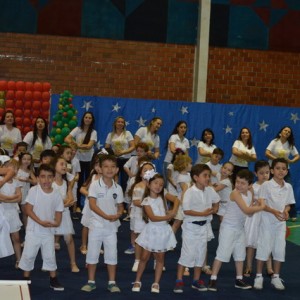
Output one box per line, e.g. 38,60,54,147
80,246,88,255
243,268,252,277
132,282,142,292
151,283,160,293
202,265,212,275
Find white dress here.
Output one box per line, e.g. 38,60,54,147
135,196,177,252
17,169,31,205
175,173,191,221
0,204,14,258
130,186,146,233
53,181,75,235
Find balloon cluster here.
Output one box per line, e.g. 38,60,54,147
0,80,51,136
50,90,78,145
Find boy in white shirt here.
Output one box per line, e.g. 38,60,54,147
206,148,224,185
254,158,294,290
81,155,124,293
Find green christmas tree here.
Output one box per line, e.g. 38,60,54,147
50,90,78,145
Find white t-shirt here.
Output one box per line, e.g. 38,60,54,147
124,156,139,177
266,138,299,167
88,178,124,231
25,185,64,235
142,196,167,225
182,185,220,222
135,127,160,151
229,140,256,167
206,161,222,184
164,134,190,163
196,141,216,164
0,125,22,156
69,127,97,161
105,131,134,159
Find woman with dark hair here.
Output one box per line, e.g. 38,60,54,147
23,116,52,168
64,112,97,211
0,110,22,157
265,126,300,221
134,117,162,160
229,127,257,183
196,128,217,164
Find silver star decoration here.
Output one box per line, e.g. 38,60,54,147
112,103,121,112
224,125,232,134
96,141,103,150
259,120,269,132
151,107,156,113
228,112,234,116
190,137,200,147
136,116,147,127
290,113,300,124
125,121,130,127
81,101,93,111
180,106,188,115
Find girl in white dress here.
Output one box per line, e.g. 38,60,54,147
132,171,177,293
52,156,79,272
0,204,14,258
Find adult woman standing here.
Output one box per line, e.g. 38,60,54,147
0,110,22,157
23,116,52,168
105,116,135,192
265,126,300,221
64,112,97,211
196,128,217,164
229,127,257,183
163,121,190,182
134,117,162,160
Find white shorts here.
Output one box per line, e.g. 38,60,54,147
178,222,207,268
19,232,56,271
86,228,117,265
256,222,286,262
215,225,246,262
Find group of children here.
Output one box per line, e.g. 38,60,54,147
0,140,294,295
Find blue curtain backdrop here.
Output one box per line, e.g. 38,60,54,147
50,95,300,211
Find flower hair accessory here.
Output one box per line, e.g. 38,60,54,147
143,169,157,181
139,161,156,170
97,148,109,155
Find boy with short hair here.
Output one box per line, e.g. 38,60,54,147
81,154,124,293
40,149,56,165
206,148,224,185
208,169,265,292
18,164,64,291
254,158,294,290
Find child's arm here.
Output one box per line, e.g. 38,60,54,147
165,192,180,215
231,190,264,214
80,184,89,197
144,205,175,222
124,166,134,178
183,207,214,217
167,169,177,190
263,202,289,221
0,168,15,188
63,181,75,207
213,183,227,192
212,202,219,214
89,197,123,221
0,187,22,203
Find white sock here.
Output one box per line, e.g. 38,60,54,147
211,275,217,280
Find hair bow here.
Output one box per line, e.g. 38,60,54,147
143,169,157,181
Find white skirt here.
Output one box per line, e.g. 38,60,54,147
4,208,22,233
81,199,91,227
55,208,75,235
135,222,177,252
245,212,262,248
0,215,14,258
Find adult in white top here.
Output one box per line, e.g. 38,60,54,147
265,126,299,220
0,110,22,156
196,128,217,164
229,127,256,183
23,116,52,168
163,121,190,182
105,116,135,192
64,112,97,210
134,117,162,160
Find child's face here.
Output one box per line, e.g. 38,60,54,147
17,146,27,154
256,166,270,183
210,154,222,165
21,154,32,167
271,162,288,181
94,161,102,175
136,147,146,158
41,156,53,165
100,159,118,179
63,148,72,162
141,164,154,178
193,170,211,189
55,158,67,175
149,178,164,195
38,170,54,191
235,176,250,194
221,163,233,177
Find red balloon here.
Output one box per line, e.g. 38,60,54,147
33,91,41,100
23,126,31,135
32,110,40,118
16,81,25,91
42,101,50,111
23,101,32,109
15,90,25,100
42,82,51,91
52,121,57,127
7,81,16,90
15,100,23,109
23,118,32,127
23,109,31,118
25,82,34,91
0,107,4,117
32,101,41,110
15,116,23,125
42,91,50,101
24,91,33,101
42,111,49,120
0,81,7,91
5,100,14,109
6,90,15,100
33,82,42,92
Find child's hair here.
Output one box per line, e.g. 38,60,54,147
37,163,55,176
212,147,224,158
51,156,67,181
40,149,56,161
271,157,288,169
191,164,211,182
82,154,101,188
14,141,28,153
56,145,72,160
99,154,117,167
0,147,9,156
236,169,254,184
136,142,149,153
173,154,192,172
18,152,33,171
171,148,185,164
137,155,151,166
254,160,270,172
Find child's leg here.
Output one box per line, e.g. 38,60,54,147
87,264,97,281
211,259,222,277
176,264,185,281
235,261,244,278
64,234,78,271
133,249,151,286
54,235,60,250
244,247,255,274
193,266,202,281
11,231,22,263
153,252,165,284
256,259,264,274
80,226,88,252
172,219,182,234
266,255,274,275
107,264,117,282
130,231,137,248
272,260,281,275
21,205,28,228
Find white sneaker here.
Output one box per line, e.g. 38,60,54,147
132,260,139,272
254,276,263,290
271,277,285,290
